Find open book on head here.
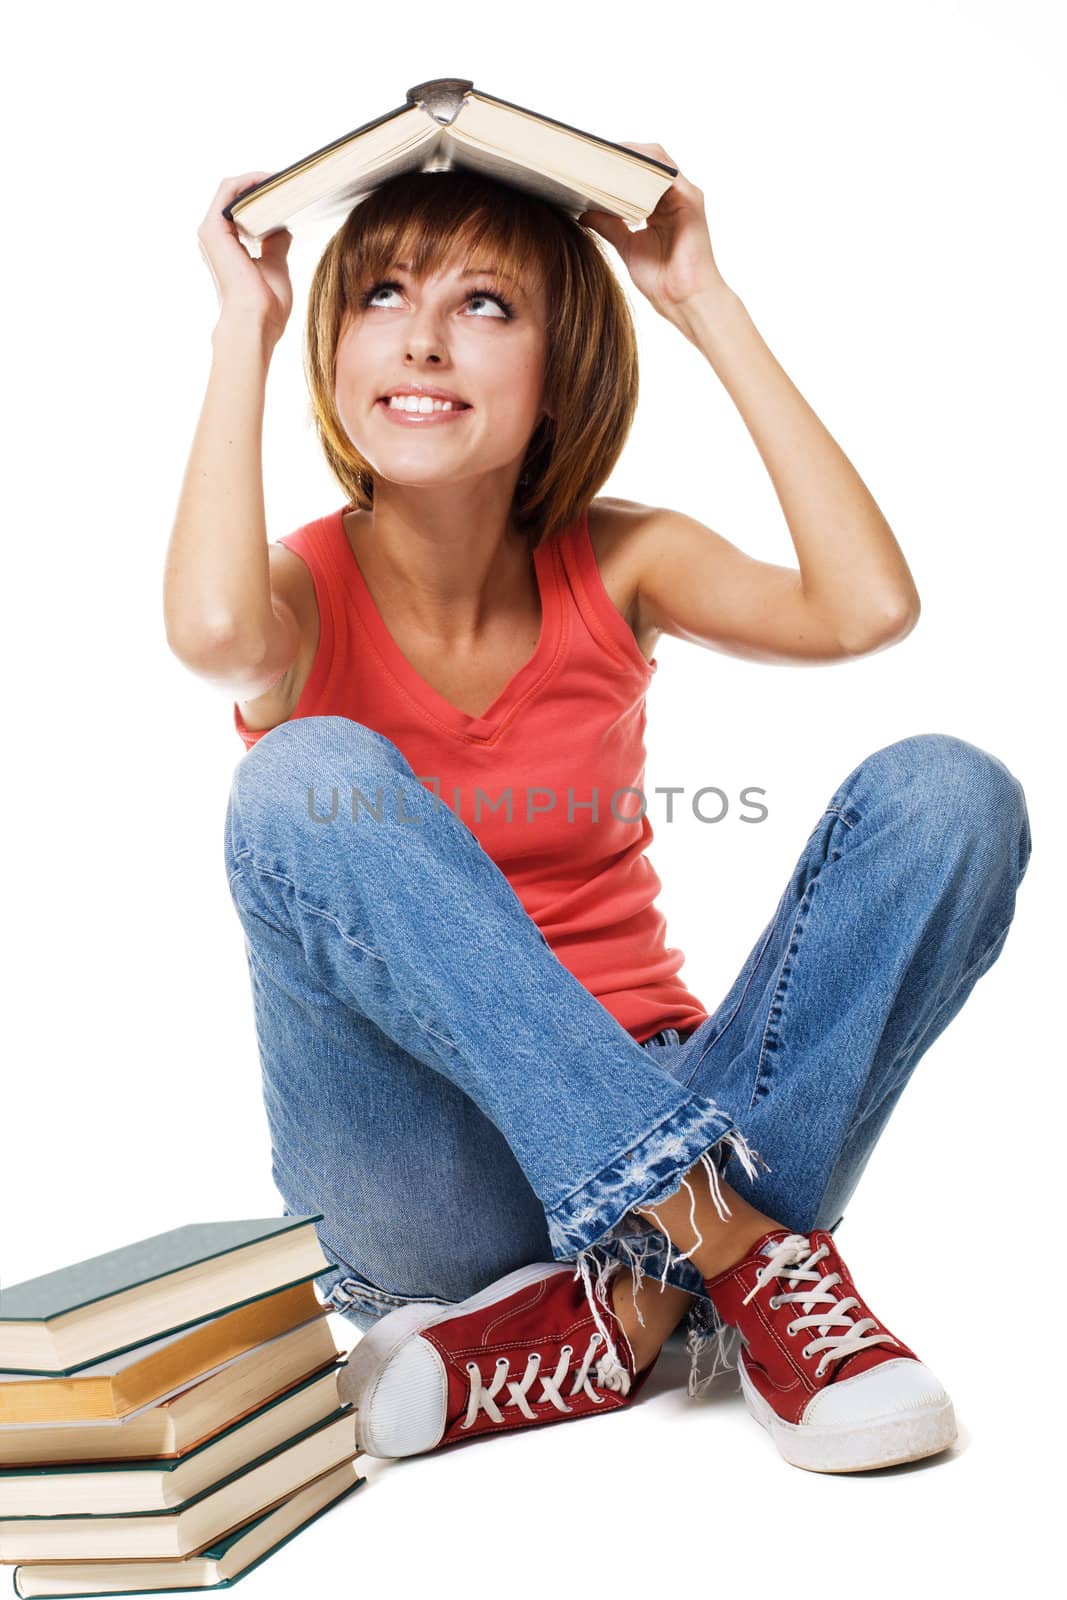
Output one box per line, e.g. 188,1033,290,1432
223,77,679,242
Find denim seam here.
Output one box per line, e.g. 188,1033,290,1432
748,809,854,1111
682,918,777,1088
749,889,811,1111
227,846,252,891
229,858,456,1053
682,806,857,1093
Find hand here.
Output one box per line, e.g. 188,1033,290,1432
198,173,294,345
579,144,730,325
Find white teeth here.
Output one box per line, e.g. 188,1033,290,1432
386,395,459,413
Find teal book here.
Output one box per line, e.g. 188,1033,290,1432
0,1364,350,1517
0,1219,334,1377
10,1457,366,1596
0,1409,359,1564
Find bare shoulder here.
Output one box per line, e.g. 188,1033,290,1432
235,542,320,733
585,496,664,663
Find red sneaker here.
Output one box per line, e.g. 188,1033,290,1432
703,1229,958,1473
339,1261,658,1457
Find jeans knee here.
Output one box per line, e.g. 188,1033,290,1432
227,716,419,867
242,715,405,777
231,715,414,819
863,733,1029,856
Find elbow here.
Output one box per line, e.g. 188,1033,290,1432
165,615,246,667
839,595,921,656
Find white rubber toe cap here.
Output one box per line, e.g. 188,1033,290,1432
351,1336,448,1457
803,1358,950,1427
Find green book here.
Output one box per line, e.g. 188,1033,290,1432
0,1364,351,1517
0,1410,359,1564
10,1458,366,1595
0,1219,333,1376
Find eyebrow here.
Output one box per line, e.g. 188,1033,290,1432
392,260,522,287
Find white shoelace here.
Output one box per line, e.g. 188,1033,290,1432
460,1333,631,1429
741,1233,900,1380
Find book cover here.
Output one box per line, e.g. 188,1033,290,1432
1,1220,332,1376
0,1365,348,1516
0,1284,329,1427
10,1458,366,1596
0,1410,359,1563
1,1222,325,1326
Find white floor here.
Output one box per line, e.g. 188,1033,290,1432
317,1290,1046,1600
308,1138,1053,1600
291,1021,1056,1600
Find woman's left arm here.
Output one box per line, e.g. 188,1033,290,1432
581,146,921,657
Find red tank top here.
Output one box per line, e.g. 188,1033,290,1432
233,505,711,1045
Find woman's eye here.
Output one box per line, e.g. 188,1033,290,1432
363,282,403,307
464,291,511,319
360,280,513,319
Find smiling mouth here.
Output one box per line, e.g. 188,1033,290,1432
377,396,472,411
375,396,474,424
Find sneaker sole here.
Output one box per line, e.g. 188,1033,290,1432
738,1354,959,1473
342,1262,576,1456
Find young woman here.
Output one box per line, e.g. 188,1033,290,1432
165,151,1031,1475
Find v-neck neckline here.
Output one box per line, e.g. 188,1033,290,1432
329,505,568,742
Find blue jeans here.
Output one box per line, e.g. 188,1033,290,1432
223,718,1031,1381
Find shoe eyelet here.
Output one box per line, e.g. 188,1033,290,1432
785,1322,797,1337
801,1343,814,1359
769,1296,781,1309
561,1344,572,1357
466,1362,478,1372
496,1357,508,1368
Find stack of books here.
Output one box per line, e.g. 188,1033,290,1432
0,1216,366,1595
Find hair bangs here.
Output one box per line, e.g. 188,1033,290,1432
338,175,548,315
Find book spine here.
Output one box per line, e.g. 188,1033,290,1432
405,79,474,123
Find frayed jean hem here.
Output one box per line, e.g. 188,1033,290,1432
541,1096,768,1394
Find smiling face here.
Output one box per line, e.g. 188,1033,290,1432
334,251,552,495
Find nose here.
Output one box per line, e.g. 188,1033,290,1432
404,303,447,366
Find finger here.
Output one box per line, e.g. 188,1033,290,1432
259,227,293,258
202,173,277,229
580,209,630,252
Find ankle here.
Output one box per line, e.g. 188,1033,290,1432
608,1269,690,1374
692,1214,785,1284
634,1165,785,1285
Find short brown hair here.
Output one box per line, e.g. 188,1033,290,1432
304,169,639,548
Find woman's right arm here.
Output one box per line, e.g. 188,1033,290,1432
163,174,300,697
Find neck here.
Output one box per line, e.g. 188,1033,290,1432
346,486,534,646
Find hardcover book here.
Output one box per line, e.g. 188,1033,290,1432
0,1366,350,1517
0,1285,330,1431
10,1458,365,1596
0,1409,359,1562
223,76,678,241
0,1220,333,1376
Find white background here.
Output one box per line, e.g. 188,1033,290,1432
2,0,1062,1592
